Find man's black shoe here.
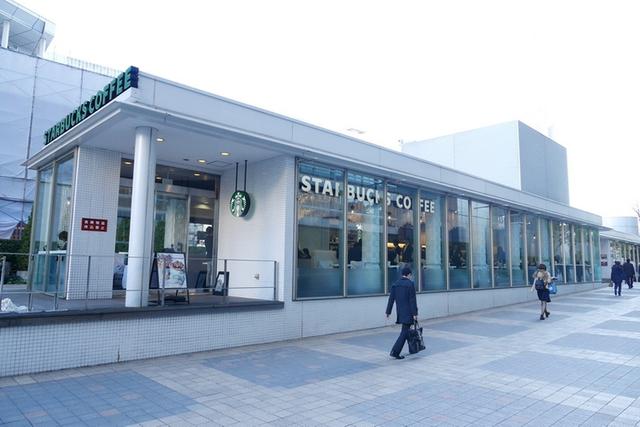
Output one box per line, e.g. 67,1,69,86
390,353,405,360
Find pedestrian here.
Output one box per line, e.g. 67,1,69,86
623,258,635,289
530,263,552,320
385,266,418,359
611,260,625,296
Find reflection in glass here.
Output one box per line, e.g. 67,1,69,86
347,172,384,295
575,226,584,282
31,167,54,292
471,202,491,288
564,224,576,282
584,228,593,281
154,193,188,254
492,207,509,287
540,218,552,275
593,230,602,281
510,212,525,285
386,184,415,287
420,193,446,291
526,216,539,281
296,162,344,298
447,197,470,289
552,221,565,283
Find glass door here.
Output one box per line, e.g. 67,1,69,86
154,192,188,254
187,195,216,289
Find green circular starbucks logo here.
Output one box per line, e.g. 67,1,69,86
230,190,251,217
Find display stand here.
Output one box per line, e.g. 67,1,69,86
149,252,190,304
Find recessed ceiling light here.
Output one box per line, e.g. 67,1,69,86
197,159,206,163
220,152,230,156
156,137,165,143
124,161,132,165
193,173,201,177
156,176,161,180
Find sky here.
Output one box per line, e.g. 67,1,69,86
18,0,640,218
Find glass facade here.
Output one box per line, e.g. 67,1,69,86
526,215,539,282
471,202,491,288
420,193,446,291
30,156,74,294
296,162,344,298
348,172,384,295
386,183,416,286
510,212,526,286
294,160,603,298
492,206,510,287
447,197,470,289
552,221,565,283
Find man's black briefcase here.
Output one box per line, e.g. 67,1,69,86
407,320,426,354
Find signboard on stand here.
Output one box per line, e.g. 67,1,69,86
150,252,188,289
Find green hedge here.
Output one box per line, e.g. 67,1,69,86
0,239,29,273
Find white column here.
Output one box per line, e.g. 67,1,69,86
125,127,156,307
1,21,10,49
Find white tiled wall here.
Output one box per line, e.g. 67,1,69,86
67,147,121,299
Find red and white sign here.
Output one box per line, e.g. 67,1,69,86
81,218,108,232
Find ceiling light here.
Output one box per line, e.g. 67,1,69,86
124,161,132,165
156,137,165,143
193,173,201,177
220,152,230,156
197,159,206,164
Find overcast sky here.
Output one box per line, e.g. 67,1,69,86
19,0,640,218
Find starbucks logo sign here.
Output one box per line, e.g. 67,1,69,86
230,190,251,217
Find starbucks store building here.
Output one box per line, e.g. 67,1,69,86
3,66,604,376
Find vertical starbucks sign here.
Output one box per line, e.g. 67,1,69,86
230,160,251,217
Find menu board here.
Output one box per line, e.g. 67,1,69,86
153,252,188,289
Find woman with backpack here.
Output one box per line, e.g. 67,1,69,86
531,263,552,320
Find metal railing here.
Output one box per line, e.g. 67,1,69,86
0,252,278,314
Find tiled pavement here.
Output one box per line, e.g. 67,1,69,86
3,287,640,426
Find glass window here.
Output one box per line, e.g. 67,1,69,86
510,212,526,286
565,224,576,282
492,206,510,287
386,184,416,287
115,187,132,253
540,218,552,274
447,196,470,289
346,172,384,295
584,228,593,282
49,157,73,253
526,215,539,282
471,201,491,288
575,226,584,282
593,230,602,281
420,192,446,291
31,166,54,292
296,162,344,298
552,221,565,283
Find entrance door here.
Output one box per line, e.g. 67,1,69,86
154,192,188,254
187,195,216,289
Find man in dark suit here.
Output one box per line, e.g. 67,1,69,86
385,266,418,359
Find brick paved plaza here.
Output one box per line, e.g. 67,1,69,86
2,286,640,426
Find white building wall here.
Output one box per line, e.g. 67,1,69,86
66,147,120,299
603,217,639,236
216,154,296,303
402,121,522,190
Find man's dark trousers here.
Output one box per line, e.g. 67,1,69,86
391,323,412,356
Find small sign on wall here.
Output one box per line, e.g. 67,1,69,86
81,218,108,232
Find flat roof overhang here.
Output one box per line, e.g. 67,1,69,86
25,77,603,228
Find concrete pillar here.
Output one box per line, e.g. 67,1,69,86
1,21,10,49
125,127,156,307
36,38,47,57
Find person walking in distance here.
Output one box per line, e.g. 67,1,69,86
385,267,418,359
531,263,552,320
611,260,625,296
623,258,635,289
